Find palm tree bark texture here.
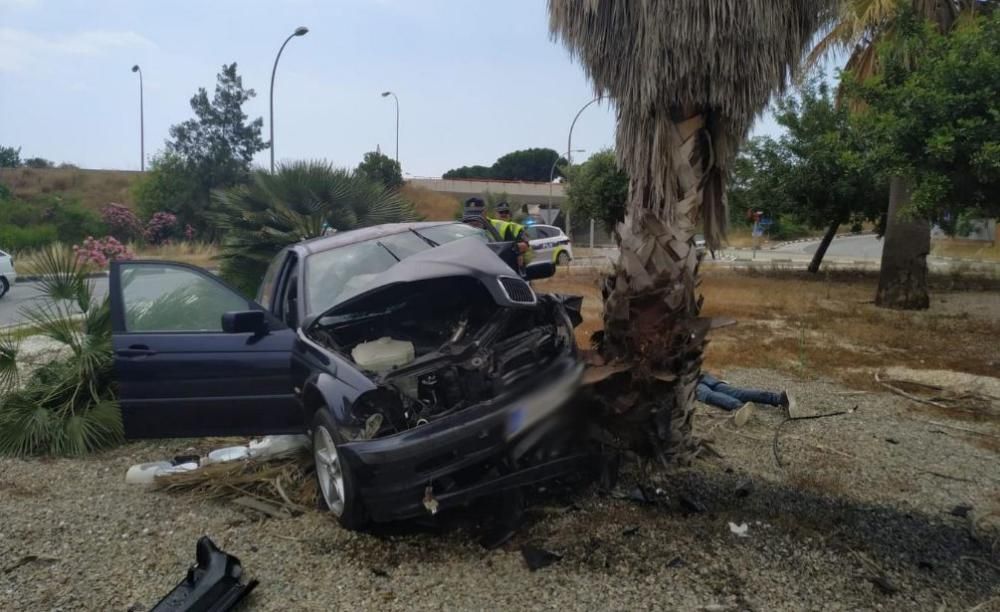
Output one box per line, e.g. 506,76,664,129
548,0,836,464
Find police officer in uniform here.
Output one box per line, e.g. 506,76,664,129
490,201,531,269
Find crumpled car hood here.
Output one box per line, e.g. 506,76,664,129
314,237,524,322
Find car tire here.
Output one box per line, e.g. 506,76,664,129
0,277,8,300
311,409,367,530
556,251,571,266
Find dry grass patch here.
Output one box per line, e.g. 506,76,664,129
133,242,219,269
536,268,1000,395
932,238,1000,262
400,183,460,221
0,167,140,211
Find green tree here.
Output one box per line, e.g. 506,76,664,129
443,165,494,179
810,0,983,309
356,149,403,189
442,148,567,182
491,148,565,181
550,0,834,464
0,145,21,168
138,63,266,234
131,153,202,224
565,149,629,233
850,9,1000,303
730,81,887,269
23,157,54,169
213,161,418,296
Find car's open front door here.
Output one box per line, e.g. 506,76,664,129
109,260,303,439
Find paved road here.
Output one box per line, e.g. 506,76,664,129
0,278,109,327
772,233,884,259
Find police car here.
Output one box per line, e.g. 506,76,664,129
524,224,573,265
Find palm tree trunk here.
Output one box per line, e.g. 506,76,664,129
597,110,717,465
875,176,930,310
808,219,841,273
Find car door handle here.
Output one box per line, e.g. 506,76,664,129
116,345,157,358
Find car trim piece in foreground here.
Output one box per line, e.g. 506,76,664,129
150,536,257,612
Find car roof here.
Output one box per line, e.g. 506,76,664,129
291,221,457,256
529,224,561,231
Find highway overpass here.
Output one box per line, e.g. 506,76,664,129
407,178,566,222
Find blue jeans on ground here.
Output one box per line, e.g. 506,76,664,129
695,373,784,412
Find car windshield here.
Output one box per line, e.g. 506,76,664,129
304,224,490,314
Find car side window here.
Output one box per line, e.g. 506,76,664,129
257,250,288,310
537,227,558,239
524,227,540,240
279,257,300,328
121,263,250,332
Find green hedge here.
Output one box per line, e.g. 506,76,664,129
0,224,59,251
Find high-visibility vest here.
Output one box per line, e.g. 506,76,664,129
490,219,533,262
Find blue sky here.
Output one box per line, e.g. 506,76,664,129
1,0,815,177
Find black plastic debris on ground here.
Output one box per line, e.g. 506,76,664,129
622,526,640,537
150,536,257,612
678,492,707,514
666,556,686,569
950,504,973,518
521,544,562,571
734,479,754,498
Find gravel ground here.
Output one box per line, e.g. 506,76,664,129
1,368,998,611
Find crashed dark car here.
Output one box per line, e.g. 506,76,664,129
110,222,587,528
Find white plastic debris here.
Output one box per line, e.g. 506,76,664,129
728,522,750,537
203,446,250,465
125,461,173,485
158,462,199,475
248,435,309,460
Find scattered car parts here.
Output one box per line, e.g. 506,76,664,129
150,536,257,612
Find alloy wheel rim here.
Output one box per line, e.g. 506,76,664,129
313,427,346,516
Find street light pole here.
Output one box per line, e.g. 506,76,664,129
567,97,602,166
548,148,585,222
269,26,309,173
381,91,399,165
563,97,602,239
131,65,144,171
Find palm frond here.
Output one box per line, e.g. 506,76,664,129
213,160,418,296
0,331,21,393
0,242,119,457
26,243,94,307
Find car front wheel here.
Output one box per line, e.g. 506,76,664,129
556,251,571,266
311,410,367,530
0,277,8,299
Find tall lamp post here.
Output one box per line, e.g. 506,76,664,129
567,97,602,166
380,91,399,165
549,148,585,228
269,26,309,173
563,97,602,238
131,65,144,171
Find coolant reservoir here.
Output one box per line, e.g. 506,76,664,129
351,337,415,373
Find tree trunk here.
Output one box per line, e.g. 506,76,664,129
593,111,719,466
807,219,841,273
875,176,930,310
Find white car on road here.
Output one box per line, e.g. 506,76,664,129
0,249,16,299
524,224,574,265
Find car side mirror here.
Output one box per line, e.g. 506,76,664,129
222,310,269,335
524,261,556,281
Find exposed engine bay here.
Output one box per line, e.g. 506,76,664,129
307,276,580,438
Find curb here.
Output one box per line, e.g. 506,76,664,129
768,231,875,251
16,272,109,283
